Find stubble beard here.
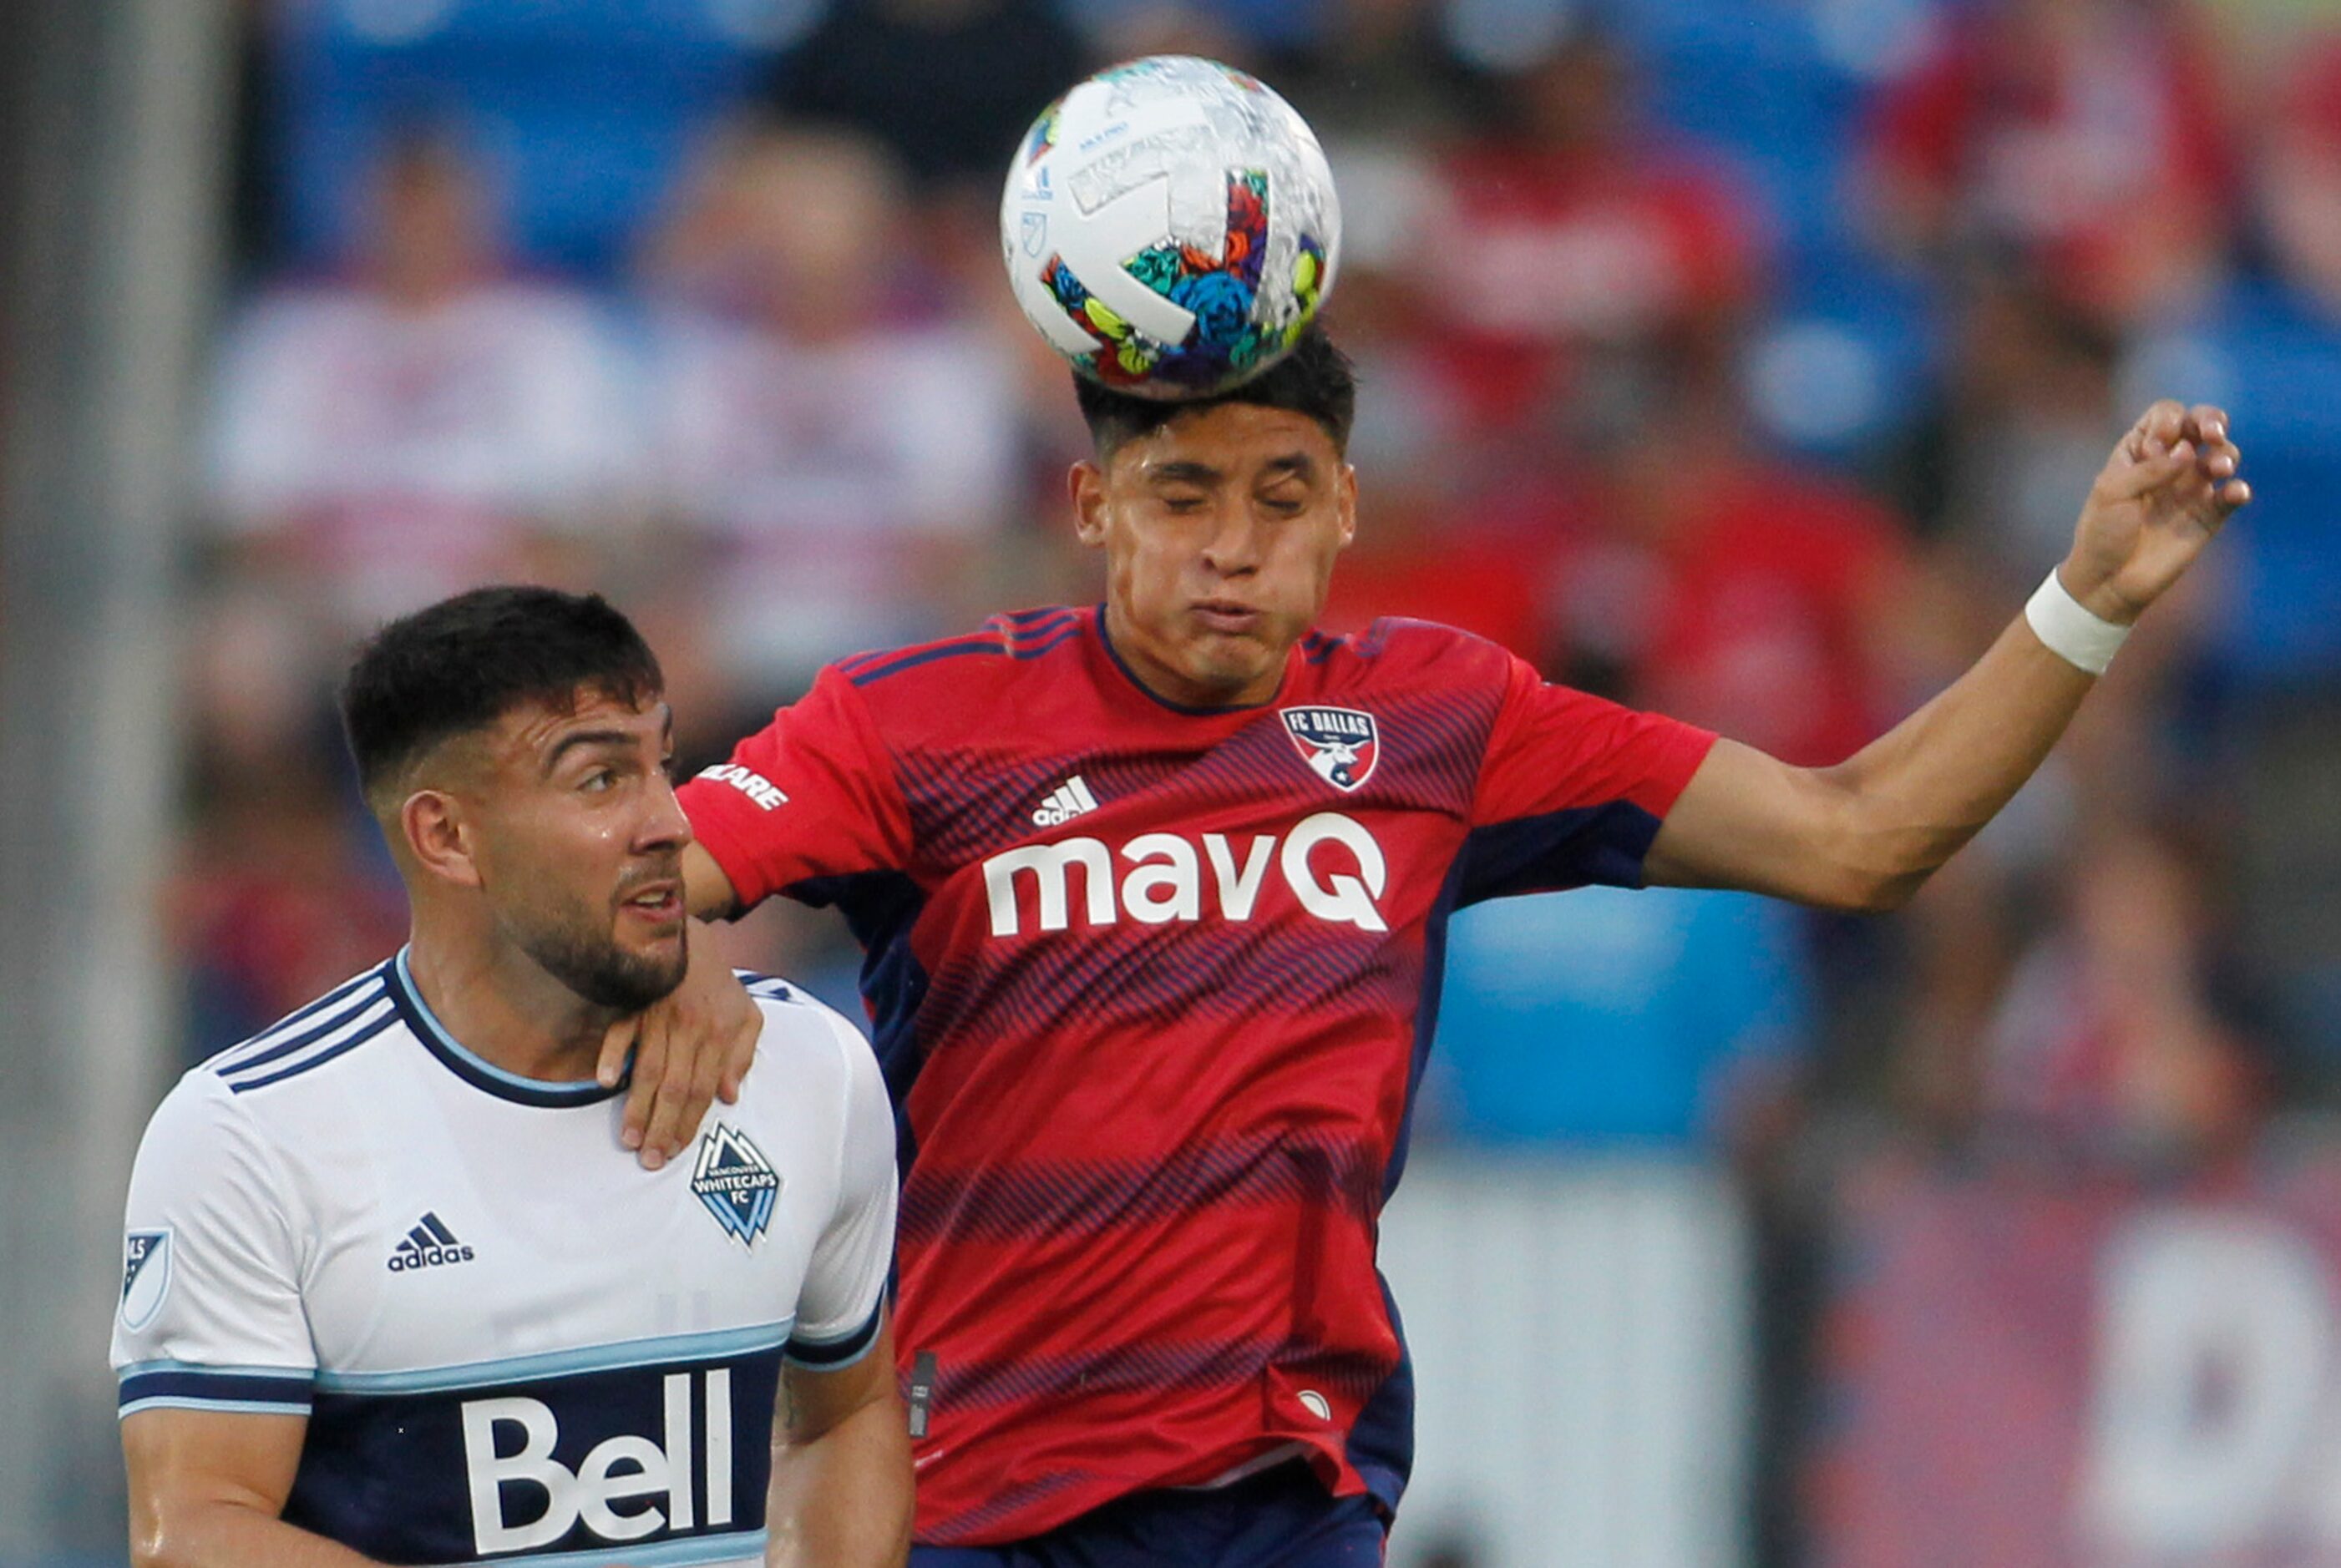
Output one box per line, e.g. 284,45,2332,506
501,893,688,1014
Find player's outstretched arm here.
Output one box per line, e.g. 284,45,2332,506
767,1321,915,1568
1646,402,2248,910
598,841,758,1168
124,1409,381,1568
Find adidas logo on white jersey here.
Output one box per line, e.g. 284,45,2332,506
387,1211,475,1272
1031,775,1099,828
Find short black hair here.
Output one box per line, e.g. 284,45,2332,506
1075,325,1357,458
340,585,663,807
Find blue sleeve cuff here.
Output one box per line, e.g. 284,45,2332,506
117,1362,312,1419
783,1299,884,1371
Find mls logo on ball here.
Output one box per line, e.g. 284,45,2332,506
1282,706,1379,792
691,1125,780,1247
120,1228,171,1330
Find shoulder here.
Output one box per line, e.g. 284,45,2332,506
1303,616,1518,690
735,973,874,1092
822,607,1096,733
193,961,403,1103
828,606,1092,700
133,1055,300,1211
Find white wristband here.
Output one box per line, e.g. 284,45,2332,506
2024,568,2131,675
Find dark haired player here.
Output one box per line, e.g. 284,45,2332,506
114,588,911,1567
629,330,2247,1561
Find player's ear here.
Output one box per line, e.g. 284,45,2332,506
1335,463,1357,550
401,789,484,890
1070,460,1109,548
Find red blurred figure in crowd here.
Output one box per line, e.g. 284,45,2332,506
1987,823,2262,1163
1414,24,1765,435
1863,0,2235,327
172,765,407,1060
2260,24,2341,318
1544,367,1913,769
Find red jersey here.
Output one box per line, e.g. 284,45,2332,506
676,606,1715,1545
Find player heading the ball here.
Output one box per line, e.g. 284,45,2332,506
622,314,2247,1559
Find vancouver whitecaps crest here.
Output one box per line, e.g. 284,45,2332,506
691,1125,781,1247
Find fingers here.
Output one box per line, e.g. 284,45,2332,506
2126,399,2186,463
2126,401,2230,459
2179,404,2247,518
596,1015,637,1091
621,1010,671,1163
621,947,759,1166
637,998,738,1166
681,1029,729,1145
2185,403,2242,483
715,957,762,1105
720,1014,755,1104
2110,402,2248,515
2102,441,2197,502
638,1059,697,1170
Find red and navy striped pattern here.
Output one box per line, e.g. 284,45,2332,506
839,608,1087,690
899,1131,1379,1246
676,606,1716,1546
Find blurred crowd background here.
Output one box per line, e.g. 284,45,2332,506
8,0,2341,1563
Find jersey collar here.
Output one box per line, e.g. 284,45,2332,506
388,948,626,1109
1093,603,1298,716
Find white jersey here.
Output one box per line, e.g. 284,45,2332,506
112,950,897,1568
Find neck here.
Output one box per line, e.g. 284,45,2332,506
404,923,617,1084
1102,600,1285,710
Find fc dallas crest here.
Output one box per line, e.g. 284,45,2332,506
1281,706,1379,792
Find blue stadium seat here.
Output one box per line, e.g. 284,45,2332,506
1745,240,1944,458
270,0,793,274
2176,281,2341,684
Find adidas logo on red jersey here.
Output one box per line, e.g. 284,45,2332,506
1031,775,1099,827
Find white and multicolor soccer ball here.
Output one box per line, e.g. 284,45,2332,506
1001,55,1341,401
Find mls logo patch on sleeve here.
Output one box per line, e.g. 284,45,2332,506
1282,706,1380,792
120,1229,171,1331
691,1125,781,1247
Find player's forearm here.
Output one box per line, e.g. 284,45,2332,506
1818,608,2095,907
766,1396,915,1567
683,841,742,920
132,1502,385,1568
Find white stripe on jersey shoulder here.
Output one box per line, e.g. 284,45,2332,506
206,964,389,1070
209,961,400,1095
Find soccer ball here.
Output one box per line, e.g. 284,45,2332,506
1001,55,1340,401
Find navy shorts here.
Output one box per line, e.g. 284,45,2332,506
910,1463,1387,1568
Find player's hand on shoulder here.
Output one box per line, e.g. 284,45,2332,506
2063,401,2250,625
599,922,763,1170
